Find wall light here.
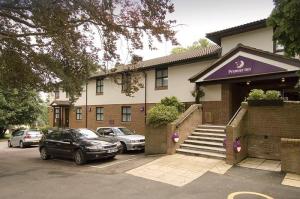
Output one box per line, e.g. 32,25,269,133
246,81,251,85
281,78,285,83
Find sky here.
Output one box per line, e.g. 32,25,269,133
131,0,275,61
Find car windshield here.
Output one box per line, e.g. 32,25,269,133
74,129,99,139
115,128,134,136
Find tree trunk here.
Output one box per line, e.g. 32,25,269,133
0,127,7,138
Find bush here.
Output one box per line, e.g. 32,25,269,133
39,126,52,134
160,96,185,112
265,90,281,100
247,89,266,100
147,104,179,127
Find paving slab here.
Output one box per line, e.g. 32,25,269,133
126,154,232,187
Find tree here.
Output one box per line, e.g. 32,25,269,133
0,0,177,100
268,0,300,57
171,38,212,54
0,87,43,137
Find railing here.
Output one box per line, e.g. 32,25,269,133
227,106,242,126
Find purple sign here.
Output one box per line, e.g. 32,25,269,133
204,56,286,81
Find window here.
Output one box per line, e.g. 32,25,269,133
54,89,59,99
97,128,114,136
76,107,82,120
96,107,104,121
66,91,69,98
121,106,131,122
96,78,104,94
55,107,60,119
122,73,131,92
274,40,284,53
47,131,62,140
155,68,168,89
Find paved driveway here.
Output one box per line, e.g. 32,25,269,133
0,141,299,199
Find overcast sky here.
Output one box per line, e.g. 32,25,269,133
130,0,275,61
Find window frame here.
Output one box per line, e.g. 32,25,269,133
76,107,82,120
96,107,104,121
96,78,104,95
155,68,168,90
54,89,60,99
55,107,61,119
121,106,131,122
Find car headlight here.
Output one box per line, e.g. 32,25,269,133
86,145,103,150
128,140,138,143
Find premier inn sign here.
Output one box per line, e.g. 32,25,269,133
204,56,286,81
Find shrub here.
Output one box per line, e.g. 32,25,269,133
265,90,281,100
160,96,185,112
39,126,52,134
247,89,266,100
147,104,179,127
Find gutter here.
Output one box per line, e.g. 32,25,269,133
85,82,88,128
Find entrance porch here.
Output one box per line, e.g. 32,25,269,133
50,100,71,128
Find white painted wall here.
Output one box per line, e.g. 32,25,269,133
221,27,274,55
50,59,223,105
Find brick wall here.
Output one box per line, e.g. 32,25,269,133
281,138,300,174
227,101,300,164
246,101,300,160
69,104,151,134
202,84,232,125
48,107,54,127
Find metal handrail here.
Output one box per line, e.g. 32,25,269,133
227,106,242,126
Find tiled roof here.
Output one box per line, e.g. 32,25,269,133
207,19,267,45
90,45,221,78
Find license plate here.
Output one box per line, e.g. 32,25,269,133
108,149,117,153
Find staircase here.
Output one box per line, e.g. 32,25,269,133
176,124,226,160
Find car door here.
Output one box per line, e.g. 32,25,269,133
14,130,24,146
45,131,62,156
59,132,75,158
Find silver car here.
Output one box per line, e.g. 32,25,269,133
8,129,42,148
96,127,145,153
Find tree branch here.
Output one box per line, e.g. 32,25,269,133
0,12,37,28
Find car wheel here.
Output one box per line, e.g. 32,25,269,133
40,147,50,160
20,141,24,148
8,141,12,148
74,150,86,165
120,142,127,154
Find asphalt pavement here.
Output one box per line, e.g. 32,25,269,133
0,141,299,199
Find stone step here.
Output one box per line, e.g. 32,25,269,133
184,140,224,147
192,132,226,138
176,148,226,160
198,125,226,130
188,135,224,142
194,128,225,134
180,144,226,154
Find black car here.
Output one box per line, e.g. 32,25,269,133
39,128,120,165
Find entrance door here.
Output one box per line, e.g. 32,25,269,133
64,108,69,128
231,83,250,117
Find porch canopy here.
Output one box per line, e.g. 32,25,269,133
189,44,300,85
50,100,71,107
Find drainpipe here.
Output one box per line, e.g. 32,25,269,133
144,71,147,124
85,82,88,128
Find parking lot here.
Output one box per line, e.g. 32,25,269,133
0,141,299,199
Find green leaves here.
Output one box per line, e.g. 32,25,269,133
268,0,300,57
147,104,179,128
0,87,43,128
0,0,177,99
